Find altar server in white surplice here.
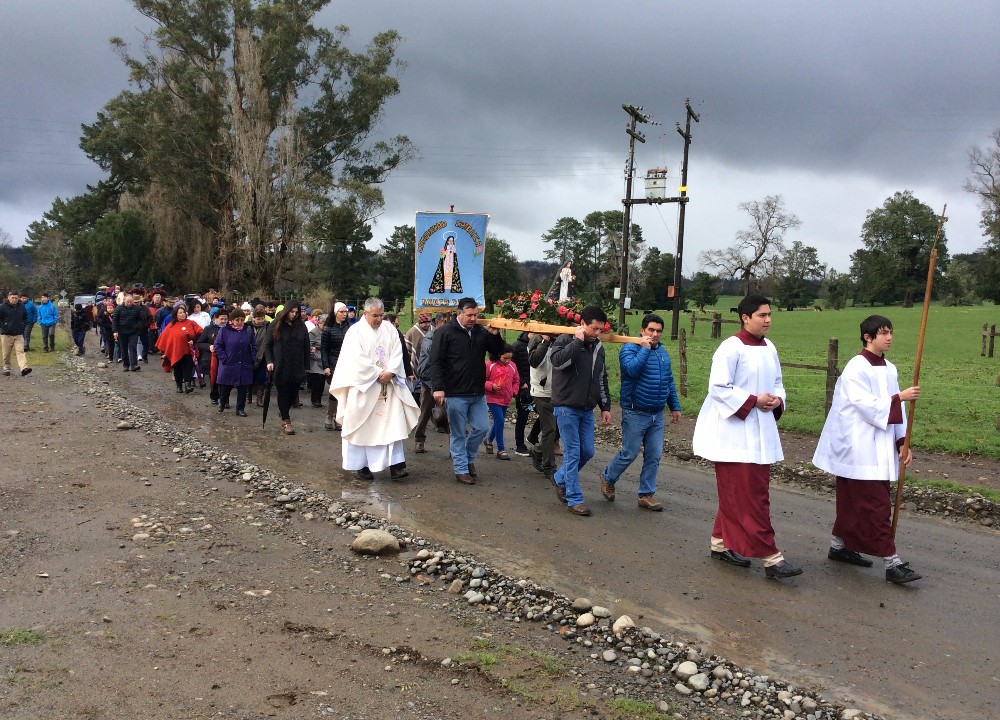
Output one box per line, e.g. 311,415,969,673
330,297,419,481
813,314,923,584
692,294,803,580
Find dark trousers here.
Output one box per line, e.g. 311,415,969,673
532,396,558,471
100,326,114,358
413,384,437,442
308,373,326,405
276,379,299,420
41,324,56,351
219,384,249,412
118,333,139,368
172,355,194,388
514,394,530,450
22,322,34,349
72,330,87,354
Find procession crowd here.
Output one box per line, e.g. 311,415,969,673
0,285,922,585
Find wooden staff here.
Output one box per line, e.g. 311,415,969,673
479,316,643,344
892,204,947,537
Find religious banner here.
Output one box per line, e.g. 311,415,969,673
414,211,489,310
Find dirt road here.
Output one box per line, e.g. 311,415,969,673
3,348,998,719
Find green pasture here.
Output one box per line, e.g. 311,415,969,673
608,297,1000,459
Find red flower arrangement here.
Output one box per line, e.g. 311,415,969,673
496,289,584,327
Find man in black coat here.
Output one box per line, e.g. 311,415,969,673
1,290,31,377
112,293,147,371
428,297,504,485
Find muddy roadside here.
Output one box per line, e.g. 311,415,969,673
1,355,898,720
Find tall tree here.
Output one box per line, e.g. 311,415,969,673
771,240,826,310
483,234,521,311
79,0,413,294
965,130,1000,303
699,195,801,295
0,228,23,294
631,247,675,310
306,202,374,304
850,191,948,308
820,269,855,310
687,271,720,312
582,210,643,297
375,224,415,312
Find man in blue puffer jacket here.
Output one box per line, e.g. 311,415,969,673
37,293,60,352
600,313,681,512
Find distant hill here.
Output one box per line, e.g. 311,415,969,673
0,246,33,272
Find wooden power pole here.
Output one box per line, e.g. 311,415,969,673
670,99,699,340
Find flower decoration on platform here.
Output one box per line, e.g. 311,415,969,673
495,289,586,327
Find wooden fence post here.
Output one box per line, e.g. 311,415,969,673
983,323,989,357
679,329,688,397
690,314,696,336
825,338,839,414
991,324,997,359
711,312,721,339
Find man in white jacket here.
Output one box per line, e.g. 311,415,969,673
812,315,922,584
692,294,802,579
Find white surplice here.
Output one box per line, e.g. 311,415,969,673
692,334,785,464
813,353,906,482
330,319,419,471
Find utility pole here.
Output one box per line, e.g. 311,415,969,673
671,99,699,340
618,104,649,329
619,101,693,333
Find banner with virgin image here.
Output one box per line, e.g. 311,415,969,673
414,211,489,310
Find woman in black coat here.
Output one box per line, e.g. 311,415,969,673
263,304,310,435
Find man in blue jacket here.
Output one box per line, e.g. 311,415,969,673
600,313,681,512
20,293,37,351
37,293,60,352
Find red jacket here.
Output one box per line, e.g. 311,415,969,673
155,320,200,371
484,359,519,407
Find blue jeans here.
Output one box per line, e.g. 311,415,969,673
553,406,596,506
445,395,490,474
603,408,665,497
486,403,508,451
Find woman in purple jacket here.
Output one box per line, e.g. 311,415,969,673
213,309,257,416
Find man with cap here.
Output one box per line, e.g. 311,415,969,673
321,302,351,430
1,290,32,377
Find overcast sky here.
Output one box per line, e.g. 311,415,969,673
2,1,998,277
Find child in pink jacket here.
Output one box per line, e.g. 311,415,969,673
483,344,520,459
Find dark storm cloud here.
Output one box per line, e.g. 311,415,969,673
2,1,997,263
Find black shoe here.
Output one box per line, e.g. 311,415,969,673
184,383,194,394
711,549,752,568
211,398,219,405
468,462,478,479
311,402,324,408
235,409,248,417
530,449,544,473
828,547,873,567
324,421,334,430
21,368,31,377
765,560,803,579
131,366,140,372
2,370,10,376
886,562,922,584
356,467,374,481
123,366,131,372
514,446,530,457
390,464,409,480
218,404,226,413
176,386,184,393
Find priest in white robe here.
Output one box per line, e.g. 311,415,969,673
813,314,922,584
330,297,419,480
692,295,802,579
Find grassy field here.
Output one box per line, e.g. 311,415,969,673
603,296,1000,459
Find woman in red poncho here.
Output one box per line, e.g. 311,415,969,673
156,304,201,393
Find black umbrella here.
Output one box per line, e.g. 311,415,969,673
261,370,273,427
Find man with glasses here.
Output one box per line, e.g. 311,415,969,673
428,297,504,485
